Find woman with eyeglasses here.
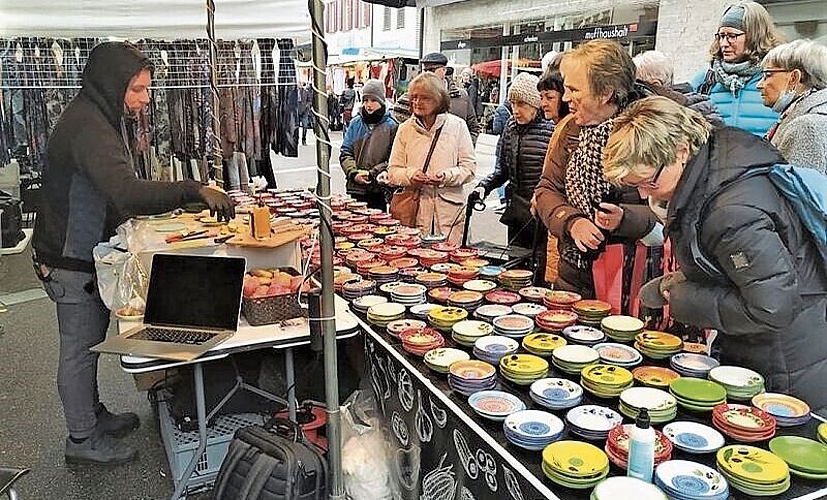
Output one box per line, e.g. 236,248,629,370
758,39,827,174
690,1,783,136
603,96,827,415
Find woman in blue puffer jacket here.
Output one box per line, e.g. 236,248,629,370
690,1,783,136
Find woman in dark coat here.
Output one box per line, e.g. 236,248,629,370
603,96,827,414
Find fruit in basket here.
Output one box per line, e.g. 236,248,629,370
251,269,274,278
243,276,261,296
243,269,310,297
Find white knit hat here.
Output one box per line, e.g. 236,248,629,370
508,72,541,109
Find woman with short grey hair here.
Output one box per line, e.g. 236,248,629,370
758,39,827,173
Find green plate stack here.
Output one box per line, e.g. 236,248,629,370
600,315,644,343
819,423,827,445
552,345,600,375
668,377,727,412
618,387,678,424
451,319,493,347
768,436,827,480
708,366,766,401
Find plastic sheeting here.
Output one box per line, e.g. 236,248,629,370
0,0,311,40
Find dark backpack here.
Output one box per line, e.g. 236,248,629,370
213,419,328,500
697,69,717,95
0,190,24,248
692,164,827,276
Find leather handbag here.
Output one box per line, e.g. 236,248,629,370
389,126,443,227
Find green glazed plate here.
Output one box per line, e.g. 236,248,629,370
669,377,727,402
769,436,827,474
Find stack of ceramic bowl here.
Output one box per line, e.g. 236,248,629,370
593,342,643,368
511,302,548,319
448,290,484,312
344,249,375,269
451,320,494,347
463,257,490,268
373,226,397,238
462,279,497,293
565,405,623,440
670,353,720,378
601,315,645,343
390,283,428,306
518,286,552,303
653,460,729,500
377,245,408,262
342,279,377,301
429,260,460,273
535,309,579,332
484,289,521,306
479,265,505,281
351,294,387,314
474,304,512,323
618,387,678,423
635,331,684,360
820,423,827,445
415,272,448,289
580,364,634,398
399,268,427,283
669,377,728,412
708,366,766,401
356,259,388,277
542,441,610,489
662,421,726,455
357,238,384,252
503,410,565,451
473,336,519,365
530,378,583,410
769,436,827,480
499,353,549,386
388,256,418,270
447,266,480,287
368,265,399,285
334,272,361,293
449,248,478,264
399,328,445,357
378,281,405,296
406,301,437,319
427,286,454,304
467,390,526,421
712,403,776,442
591,477,669,500
448,359,497,396
497,269,534,291
562,325,606,346
552,345,600,375
366,302,406,328
417,250,449,269
633,366,681,389
492,314,535,339
431,241,458,253
543,290,582,310
420,233,447,248
752,393,811,427
522,333,567,358
605,424,673,469
573,300,612,326
716,445,790,496
423,347,470,374
386,319,426,339
427,306,469,332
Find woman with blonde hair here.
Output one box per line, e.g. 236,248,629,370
603,96,827,415
690,1,783,136
386,72,476,242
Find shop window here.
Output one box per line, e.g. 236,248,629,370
362,2,372,29
383,6,392,31
397,9,406,29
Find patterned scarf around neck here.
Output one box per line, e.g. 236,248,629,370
563,118,614,269
712,59,760,96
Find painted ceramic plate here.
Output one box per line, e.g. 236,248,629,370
511,302,548,317
452,320,494,338
592,476,668,500
463,279,497,292
544,290,582,305
708,365,765,388
504,409,564,439
713,404,776,431
633,366,681,388
620,387,677,411
768,436,827,474
485,290,522,305
474,304,513,318
654,460,728,498
594,342,642,363
716,445,789,484
500,354,549,375
366,302,405,318
519,286,552,301
474,335,519,354
671,353,720,372
553,345,600,364
663,421,726,453
523,333,567,351
542,440,609,476
449,360,496,380
565,405,622,432
601,315,644,332
531,378,583,402
468,390,526,419
669,377,728,403
581,364,634,387
424,348,470,370
751,393,811,419
386,319,426,337
493,314,534,332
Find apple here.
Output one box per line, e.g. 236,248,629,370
252,285,270,298
243,276,261,297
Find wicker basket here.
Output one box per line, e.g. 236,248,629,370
241,267,308,326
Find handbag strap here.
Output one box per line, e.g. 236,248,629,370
421,125,444,175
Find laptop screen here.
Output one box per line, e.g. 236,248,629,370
143,254,246,331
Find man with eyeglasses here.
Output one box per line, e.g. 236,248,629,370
393,52,480,144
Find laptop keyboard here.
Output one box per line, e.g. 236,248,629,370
131,327,218,345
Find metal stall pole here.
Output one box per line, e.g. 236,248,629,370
206,0,224,185
307,0,345,497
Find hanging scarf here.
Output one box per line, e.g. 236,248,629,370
712,59,760,96
562,118,615,269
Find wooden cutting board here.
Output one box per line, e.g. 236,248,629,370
225,221,309,248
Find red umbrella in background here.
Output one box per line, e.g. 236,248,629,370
471,58,541,78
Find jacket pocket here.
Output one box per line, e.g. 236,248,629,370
437,187,465,206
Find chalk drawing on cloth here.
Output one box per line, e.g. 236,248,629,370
395,446,422,492
421,453,457,500
475,448,498,492
460,486,476,500
415,389,434,443
429,395,448,428
503,466,525,500
452,429,479,479
392,411,410,446
398,368,415,412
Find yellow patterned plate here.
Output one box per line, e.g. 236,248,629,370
500,354,550,375
819,423,827,445
542,441,609,477
428,306,468,322
523,333,567,352
635,330,684,349
716,445,789,484
581,364,634,387
751,393,810,419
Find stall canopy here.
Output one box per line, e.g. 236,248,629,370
0,0,312,40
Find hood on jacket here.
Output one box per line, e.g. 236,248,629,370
81,41,153,128
788,87,827,120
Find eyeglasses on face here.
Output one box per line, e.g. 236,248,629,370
626,162,667,189
714,32,746,43
760,69,790,80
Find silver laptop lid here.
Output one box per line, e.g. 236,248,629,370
144,254,246,331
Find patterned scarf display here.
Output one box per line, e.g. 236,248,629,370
562,118,614,269
712,59,760,96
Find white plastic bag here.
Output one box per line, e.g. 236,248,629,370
93,224,148,311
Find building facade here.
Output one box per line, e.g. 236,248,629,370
324,0,419,60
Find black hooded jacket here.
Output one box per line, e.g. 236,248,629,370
33,42,203,272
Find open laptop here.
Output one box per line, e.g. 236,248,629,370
92,253,246,361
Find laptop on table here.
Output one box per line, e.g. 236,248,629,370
92,253,247,362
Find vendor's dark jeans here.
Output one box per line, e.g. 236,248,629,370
42,267,110,438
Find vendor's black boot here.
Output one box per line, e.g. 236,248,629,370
65,430,138,466
96,403,140,438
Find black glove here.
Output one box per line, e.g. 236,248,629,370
197,186,235,222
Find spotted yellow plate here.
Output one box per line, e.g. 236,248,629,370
500,354,550,375
635,330,684,349
523,333,567,352
716,445,789,484
542,441,609,477
581,364,634,387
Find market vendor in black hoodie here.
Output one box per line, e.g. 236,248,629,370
32,41,234,466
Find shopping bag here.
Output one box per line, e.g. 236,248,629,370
388,188,420,227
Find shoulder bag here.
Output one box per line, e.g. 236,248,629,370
389,126,443,227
